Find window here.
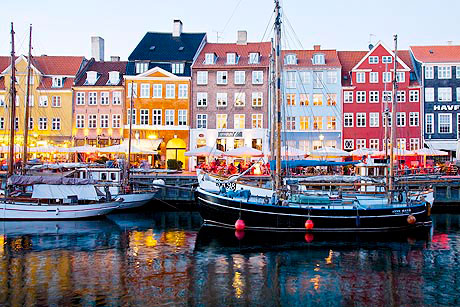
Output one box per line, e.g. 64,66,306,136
369,56,379,64
397,112,406,127
300,94,309,106
287,116,296,130
287,93,296,106
356,72,365,83
409,90,419,102
438,88,452,102
197,71,208,85
204,53,216,64
15,96,19,107
312,54,325,65
313,116,322,130
140,84,150,98
197,114,207,128
178,110,187,126
369,91,379,103
52,96,61,107
112,114,121,128
23,95,34,106
197,92,208,107
286,71,296,88
425,114,434,134
252,71,263,84
166,84,175,98
52,77,63,88
226,53,237,64
327,94,337,106
409,112,419,127
410,138,420,151
370,72,378,83
234,71,245,84
249,52,260,64
457,66,460,79
153,84,162,98
171,63,184,74
344,113,353,127
438,113,452,133
457,88,460,102
100,92,109,105
285,54,297,65
140,109,150,125
313,71,323,88
344,139,354,150
300,71,311,84
178,84,188,99
438,66,452,79
217,114,227,129
252,114,263,128
152,109,162,125
234,92,245,106
356,91,366,103
76,92,85,105
252,92,263,107
234,114,245,129
165,110,174,126
0,96,4,107
216,93,227,107
425,88,434,102
344,91,353,103
88,114,97,128
313,94,322,106
326,71,337,84
76,114,85,128
383,113,392,127
396,71,405,83
14,117,18,130
383,72,391,83
88,92,97,105
397,91,406,102
100,114,109,128
217,71,228,85
425,66,434,79
396,138,406,150
356,139,366,149
113,91,121,104
127,109,136,125
382,56,392,63
369,139,379,150
327,116,336,130
135,62,148,74
39,117,47,130
370,113,379,127
29,117,34,130
299,116,308,130
356,113,366,127
39,96,48,107
127,83,137,98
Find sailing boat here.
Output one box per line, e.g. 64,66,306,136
0,23,120,220
194,1,432,233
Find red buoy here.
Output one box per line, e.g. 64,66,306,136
235,230,245,240
407,215,416,225
235,219,245,231
304,233,314,243
305,219,314,230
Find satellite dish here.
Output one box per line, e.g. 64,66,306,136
368,44,374,50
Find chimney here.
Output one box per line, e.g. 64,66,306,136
110,56,120,62
447,40,453,45
237,30,247,45
91,36,104,61
173,20,183,37
313,45,321,51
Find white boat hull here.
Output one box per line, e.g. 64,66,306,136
0,201,120,220
116,192,157,210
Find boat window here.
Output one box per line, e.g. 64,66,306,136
110,172,118,181
101,172,108,181
81,171,86,179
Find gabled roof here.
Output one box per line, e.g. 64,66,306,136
192,42,271,69
37,77,75,90
351,41,410,71
337,51,367,86
281,49,341,68
0,57,11,72
128,32,206,62
31,56,85,75
410,45,460,63
75,60,127,86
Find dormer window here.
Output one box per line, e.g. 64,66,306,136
135,62,149,74
249,52,260,64
285,54,297,65
226,53,237,65
312,54,325,65
86,71,98,85
108,71,120,85
52,76,63,87
204,53,216,64
382,56,392,64
368,56,379,64
171,63,185,74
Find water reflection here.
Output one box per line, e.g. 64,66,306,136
0,212,459,306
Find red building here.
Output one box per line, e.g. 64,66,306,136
338,42,422,152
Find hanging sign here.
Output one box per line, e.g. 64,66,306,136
218,131,243,138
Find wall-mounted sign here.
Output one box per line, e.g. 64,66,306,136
218,131,243,138
433,105,460,111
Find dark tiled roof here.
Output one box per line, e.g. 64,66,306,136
410,45,460,63
337,51,367,86
128,32,206,62
282,49,341,68
75,60,127,86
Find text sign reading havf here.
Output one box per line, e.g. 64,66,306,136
433,105,460,111
218,131,243,137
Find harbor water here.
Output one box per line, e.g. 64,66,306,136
0,208,459,306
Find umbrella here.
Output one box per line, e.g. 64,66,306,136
309,147,350,157
350,148,377,156
184,146,223,157
98,143,156,154
372,148,415,156
29,145,61,153
268,146,306,157
414,148,448,156
0,144,21,153
60,145,98,153
223,146,264,158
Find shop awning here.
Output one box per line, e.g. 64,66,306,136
425,140,457,151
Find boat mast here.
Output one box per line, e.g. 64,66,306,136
8,22,17,178
126,81,134,187
384,63,389,188
270,38,276,183
22,24,32,175
274,0,282,191
388,34,398,203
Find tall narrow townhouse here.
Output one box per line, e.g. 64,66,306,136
338,42,422,152
282,45,342,151
410,45,460,153
189,31,271,170
0,55,86,150
125,20,206,169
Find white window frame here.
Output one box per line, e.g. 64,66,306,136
216,114,227,129
344,91,353,103
197,92,208,107
438,113,452,134
252,71,263,85
100,92,109,105
252,114,263,129
140,84,150,98
197,114,207,129
152,109,162,126
234,71,246,85
88,92,97,105
216,71,228,85
234,92,245,107
383,72,392,83
76,92,85,105
409,90,419,102
153,84,162,98
369,91,379,103
438,66,452,79
100,114,109,128
397,112,406,127
38,117,47,130
425,113,434,134
178,84,188,99
165,109,175,126
197,71,208,85
178,110,187,126
234,114,245,129
356,72,365,83
356,113,366,127
425,66,434,79
382,56,392,64
326,71,337,84
368,56,379,64
409,112,419,127
356,91,366,103
344,139,354,150
425,88,435,102
112,91,121,105
112,114,121,128
344,113,353,127
438,87,452,102
369,112,379,127
76,114,85,128
369,72,379,83
166,84,175,99
52,96,61,107
252,92,263,107
216,93,228,107
140,109,150,126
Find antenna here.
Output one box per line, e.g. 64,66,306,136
212,30,223,43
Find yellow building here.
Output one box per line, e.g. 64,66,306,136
0,55,85,150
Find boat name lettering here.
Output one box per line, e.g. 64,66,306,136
218,131,243,137
392,209,411,214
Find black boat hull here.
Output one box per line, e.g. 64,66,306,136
196,189,432,233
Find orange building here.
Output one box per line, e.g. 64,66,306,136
123,67,190,169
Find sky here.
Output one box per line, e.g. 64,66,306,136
2,0,460,60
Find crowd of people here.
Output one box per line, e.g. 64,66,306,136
197,159,271,176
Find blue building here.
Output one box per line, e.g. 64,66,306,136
281,46,342,152
410,45,460,152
